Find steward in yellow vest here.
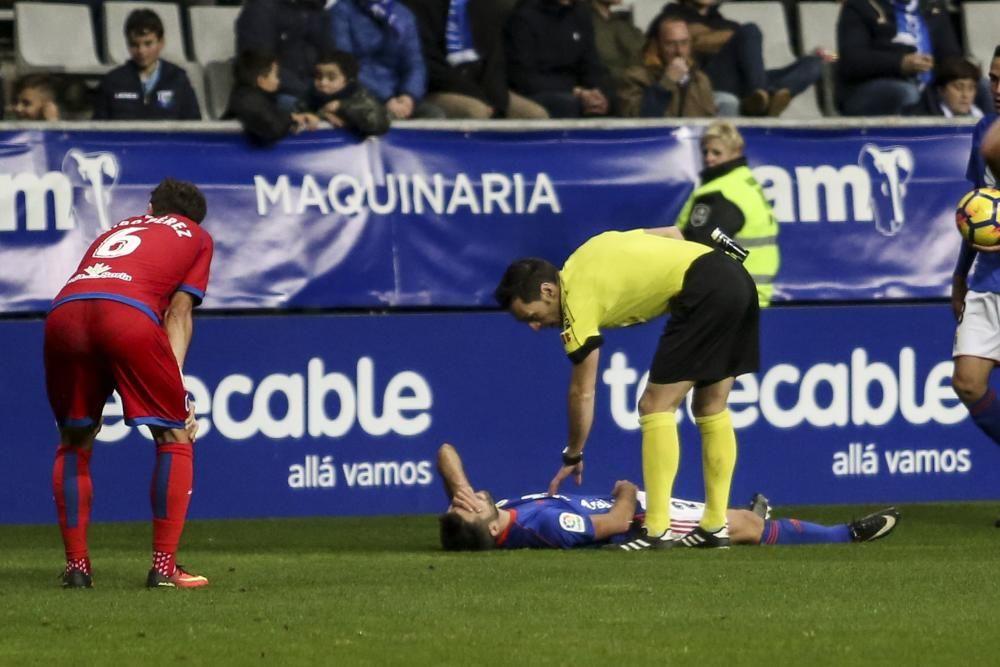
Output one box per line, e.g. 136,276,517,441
675,121,780,306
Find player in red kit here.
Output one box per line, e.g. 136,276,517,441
44,178,213,589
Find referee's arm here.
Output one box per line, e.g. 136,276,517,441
565,348,600,458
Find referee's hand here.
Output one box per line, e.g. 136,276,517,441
547,462,584,496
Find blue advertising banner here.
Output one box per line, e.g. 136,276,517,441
0,124,973,312
2,303,997,525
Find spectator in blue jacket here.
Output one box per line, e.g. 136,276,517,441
237,0,332,109
92,9,201,120
330,0,445,119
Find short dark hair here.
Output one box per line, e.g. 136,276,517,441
438,512,495,551
993,44,1000,61
934,58,981,88
149,178,207,223
235,49,278,88
493,258,559,309
124,9,164,39
646,12,687,41
13,73,58,101
316,50,359,81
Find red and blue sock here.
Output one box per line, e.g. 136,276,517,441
969,388,1000,446
53,444,93,571
151,442,194,576
760,518,851,545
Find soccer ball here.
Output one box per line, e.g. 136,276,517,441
956,187,1000,246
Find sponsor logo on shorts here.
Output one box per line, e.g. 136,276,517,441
66,262,133,284
559,512,586,533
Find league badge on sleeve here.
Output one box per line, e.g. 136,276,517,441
559,512,586,533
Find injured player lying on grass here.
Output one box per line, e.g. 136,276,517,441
436,444,899,551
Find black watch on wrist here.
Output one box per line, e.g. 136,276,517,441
561,447,583,466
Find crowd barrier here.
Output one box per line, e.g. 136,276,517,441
2,120,993,525
2,304,997,524
0,118,979,312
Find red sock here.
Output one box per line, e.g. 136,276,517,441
52,445,93,562
151,442,193,575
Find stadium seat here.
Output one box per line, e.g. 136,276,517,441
797,2,840,116
722,1,823,118
14,2,110,75
629,0,664,34
188,5,239,66
104,1,190,66
179,60,209,119
204,60,234,120
963,1,1000,70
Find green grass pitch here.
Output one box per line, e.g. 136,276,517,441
2,503,999,666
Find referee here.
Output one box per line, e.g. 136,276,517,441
676,121,780,306
494,227,759,549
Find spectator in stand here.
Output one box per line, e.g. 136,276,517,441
403,0,549,119
12,74,62,121
836,0,962,116
658,0,821,117
331,0,445,119
618,16,715,117
236,0,332,110
590,0,644,94
93,9,201,120
308,50,391,135
905,58,984,118
225,50,321,144
505,0,613,118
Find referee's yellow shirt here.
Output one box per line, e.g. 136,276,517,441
559,229,711,361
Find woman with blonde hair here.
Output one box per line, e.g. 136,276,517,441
675,121,781,306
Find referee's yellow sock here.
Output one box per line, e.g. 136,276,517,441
639,411,680,536
696,409,737,531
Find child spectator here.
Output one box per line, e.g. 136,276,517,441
225,50,321,144
92,8,201,120
12,74,61,121
309,51,390,136
905,58,984,118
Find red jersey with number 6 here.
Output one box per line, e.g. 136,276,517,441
51,214,214,323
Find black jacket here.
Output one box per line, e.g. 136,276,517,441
505,0,611,98
403,0,510,114
309,82,391,136
224,84,295,144
836,0,960,86
93,60,201,120
236,0,332,101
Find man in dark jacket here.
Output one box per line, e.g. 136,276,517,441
236,0,332,109
505,0,613,118
93,9,201,120
404,0,547,118
836,0,961,116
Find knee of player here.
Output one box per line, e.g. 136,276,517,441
59,425,98,448
727,509,762,545
637,391,682,416
951,370,987,404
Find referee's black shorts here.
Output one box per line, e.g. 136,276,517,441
648,250,760,385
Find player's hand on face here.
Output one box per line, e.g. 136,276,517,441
450,486,485,514
547,461,584,496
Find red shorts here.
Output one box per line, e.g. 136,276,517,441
44,299,187,430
